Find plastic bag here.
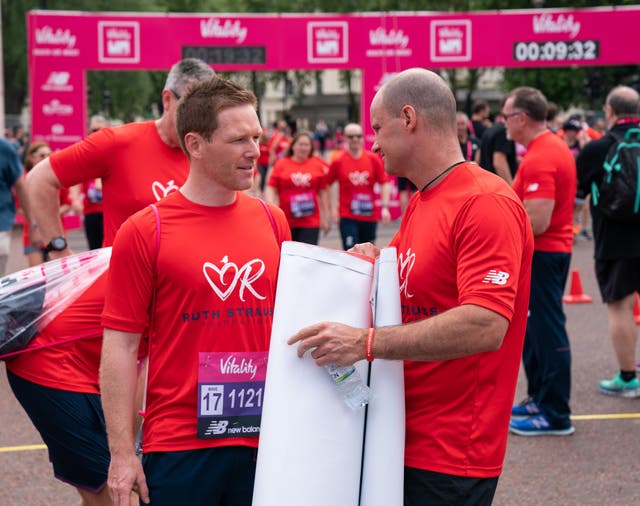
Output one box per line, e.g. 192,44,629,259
0,247,112,356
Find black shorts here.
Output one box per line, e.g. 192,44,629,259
291,227,320,245
142,446,257,506
595,257,640,303
404,467,499,506
6,371,109,492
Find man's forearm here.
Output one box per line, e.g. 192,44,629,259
26,159,65,243
100,329,142,456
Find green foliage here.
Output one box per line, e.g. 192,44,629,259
3,0,640,123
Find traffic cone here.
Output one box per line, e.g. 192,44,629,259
562,269,593,303
634,292,640,325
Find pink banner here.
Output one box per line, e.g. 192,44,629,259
28,7,640,149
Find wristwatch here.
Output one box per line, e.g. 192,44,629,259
45,236,68,252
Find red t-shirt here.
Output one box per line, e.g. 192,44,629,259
8,121,189,393
269,131,290,160
102,191,290,453
82,179,103,215
257,141,270,167
267,156,328,229
6,273,106,393
327,150,389,222
512,130,576,253
50,120,189,247
389,162,533,478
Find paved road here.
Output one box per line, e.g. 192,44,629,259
1,222,639,505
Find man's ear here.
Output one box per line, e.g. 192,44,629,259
400,105,417,132
161,89,173,114
184,132,201,159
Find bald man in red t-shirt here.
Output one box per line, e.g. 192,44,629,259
289,69,533,506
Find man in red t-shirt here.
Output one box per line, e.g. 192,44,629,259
6,58,215,505
101,77,290,506
506,87,577,437
289,68,533,505
328,122,391,250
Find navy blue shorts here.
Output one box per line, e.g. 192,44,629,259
404,467,499,506
7,370,109,492
142,446,257,506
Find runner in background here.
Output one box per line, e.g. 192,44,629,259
265,130,330,245
327,122,391,250
69,115,109,250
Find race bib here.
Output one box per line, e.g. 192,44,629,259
197,351,267,439
290,192,316,218
350,192,374,216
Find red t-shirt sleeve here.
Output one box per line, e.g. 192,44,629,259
453,193,529,321
327,160,339,185
102,208,156,333
515,153,557,201
49,128,116,187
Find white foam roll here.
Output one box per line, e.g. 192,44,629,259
360,247,405,506
253,241,374,506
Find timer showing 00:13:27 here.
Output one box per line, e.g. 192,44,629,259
513,40,599,62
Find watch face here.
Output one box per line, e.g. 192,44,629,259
50,237,67,251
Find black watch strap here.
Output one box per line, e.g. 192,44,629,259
45,236,68,252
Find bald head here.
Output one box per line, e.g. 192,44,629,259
606,86,640,117
344,123,362,136
380,68,457,134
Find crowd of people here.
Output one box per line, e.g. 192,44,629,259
0,58,638,505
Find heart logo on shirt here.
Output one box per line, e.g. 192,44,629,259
348,171,370,186
203,256,239,301
291,172,312,187
398,248,416,299
203,256,267,302
152,179,180,201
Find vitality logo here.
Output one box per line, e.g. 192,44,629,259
203,256,266,302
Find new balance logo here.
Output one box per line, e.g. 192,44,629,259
204,420,229,436
482,270,510,285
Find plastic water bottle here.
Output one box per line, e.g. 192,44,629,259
325,364,371,409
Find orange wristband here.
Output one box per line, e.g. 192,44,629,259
366,327,375,362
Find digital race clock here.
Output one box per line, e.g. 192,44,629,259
182,46,267,65
513,40,599,62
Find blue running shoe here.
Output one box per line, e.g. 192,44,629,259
509,414,575,436
511,397,540,420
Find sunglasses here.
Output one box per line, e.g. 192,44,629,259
346,134,363,139
170,89,181,101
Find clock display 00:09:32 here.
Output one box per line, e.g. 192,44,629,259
513,40,599,62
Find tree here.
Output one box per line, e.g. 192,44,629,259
4,0,640,124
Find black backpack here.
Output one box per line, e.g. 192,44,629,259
592,128,640,223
